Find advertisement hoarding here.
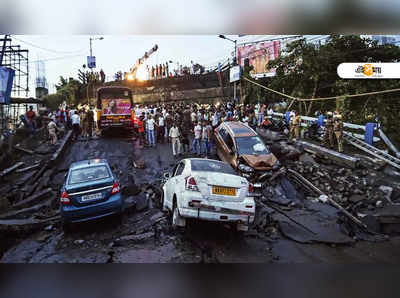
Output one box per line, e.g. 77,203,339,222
0,67,15,104
101,98,132,115
230,65,241,83
237,40,281,78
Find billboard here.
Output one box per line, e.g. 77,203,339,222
230,65,241,83
101,98,132,115
237,40,281,78
0,67,15,104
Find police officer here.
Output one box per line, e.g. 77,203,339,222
322,111,334,149
333,114,344,153
289,110,301,141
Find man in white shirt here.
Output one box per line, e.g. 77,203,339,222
158,114,165,143
71,111,81,141
169,122,181,157
192,122,202,155
146,114,156,147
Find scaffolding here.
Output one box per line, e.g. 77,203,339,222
0,35,30,135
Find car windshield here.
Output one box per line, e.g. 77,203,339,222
236,136,269,155
68,165,111,185
191,160,236,175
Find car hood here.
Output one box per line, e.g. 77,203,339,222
241,154,278,170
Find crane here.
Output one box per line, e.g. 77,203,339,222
128,44,158,80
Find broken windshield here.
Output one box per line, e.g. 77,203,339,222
235,136,269,156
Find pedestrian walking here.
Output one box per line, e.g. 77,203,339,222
47,118,60,145
192,121,202,155
169,122,181,157
71,111,81,141
157,113,165,143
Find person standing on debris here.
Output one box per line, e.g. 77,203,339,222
322,111,335,149
333,114,344,153
71,111,81,141
47,118,60,145
289,111,301,141
100,69,105,84
169,122,181,157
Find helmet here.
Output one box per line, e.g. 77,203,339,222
335,114,342,120
327,112,333,117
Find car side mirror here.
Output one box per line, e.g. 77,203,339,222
164,172,171,179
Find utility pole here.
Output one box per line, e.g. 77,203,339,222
218,35,238,102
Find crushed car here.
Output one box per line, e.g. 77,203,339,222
214,121,280,184
161,158,255,231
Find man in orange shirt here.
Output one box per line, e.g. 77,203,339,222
137,116,145,146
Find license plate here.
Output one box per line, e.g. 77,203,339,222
81,192,102,202
212,186,236,196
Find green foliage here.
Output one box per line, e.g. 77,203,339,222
43,76,87,110
244,35,400,144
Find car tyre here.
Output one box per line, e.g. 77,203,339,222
171,199,185,230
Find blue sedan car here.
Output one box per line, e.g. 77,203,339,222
60,159,124,231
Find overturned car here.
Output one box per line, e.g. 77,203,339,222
214,121,280,184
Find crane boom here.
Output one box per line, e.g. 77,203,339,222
129,44,158,75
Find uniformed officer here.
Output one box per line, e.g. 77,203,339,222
322,111,335,149
333,114,344,153
289,110,301,141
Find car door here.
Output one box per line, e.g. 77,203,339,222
165,162,185,208
224,132,238,168
165,163,179,209
215,126,230,161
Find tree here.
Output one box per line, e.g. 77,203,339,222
260,35,400,144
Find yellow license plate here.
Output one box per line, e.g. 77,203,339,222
212,186,236,196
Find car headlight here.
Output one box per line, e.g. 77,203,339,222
238,163,254,173
272,161,280,170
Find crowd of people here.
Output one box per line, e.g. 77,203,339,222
130,100,276,158
45,105,96,144
116,61,202,82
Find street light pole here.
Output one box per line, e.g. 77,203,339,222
218,35,238,103
89,37,93,58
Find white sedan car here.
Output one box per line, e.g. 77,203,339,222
162,158,255,231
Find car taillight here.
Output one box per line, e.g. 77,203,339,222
111,181,120,195
185,176,199,192
60,191,70,205
248,183,253,194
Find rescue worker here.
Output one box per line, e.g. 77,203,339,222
289,110,301,141
322,111,335,149
333,114,344,153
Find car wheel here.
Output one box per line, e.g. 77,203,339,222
171,199,185,230
161,189,168,212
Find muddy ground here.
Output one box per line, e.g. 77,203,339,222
1,132,400,263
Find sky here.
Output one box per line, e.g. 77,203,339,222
13,35,239,97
